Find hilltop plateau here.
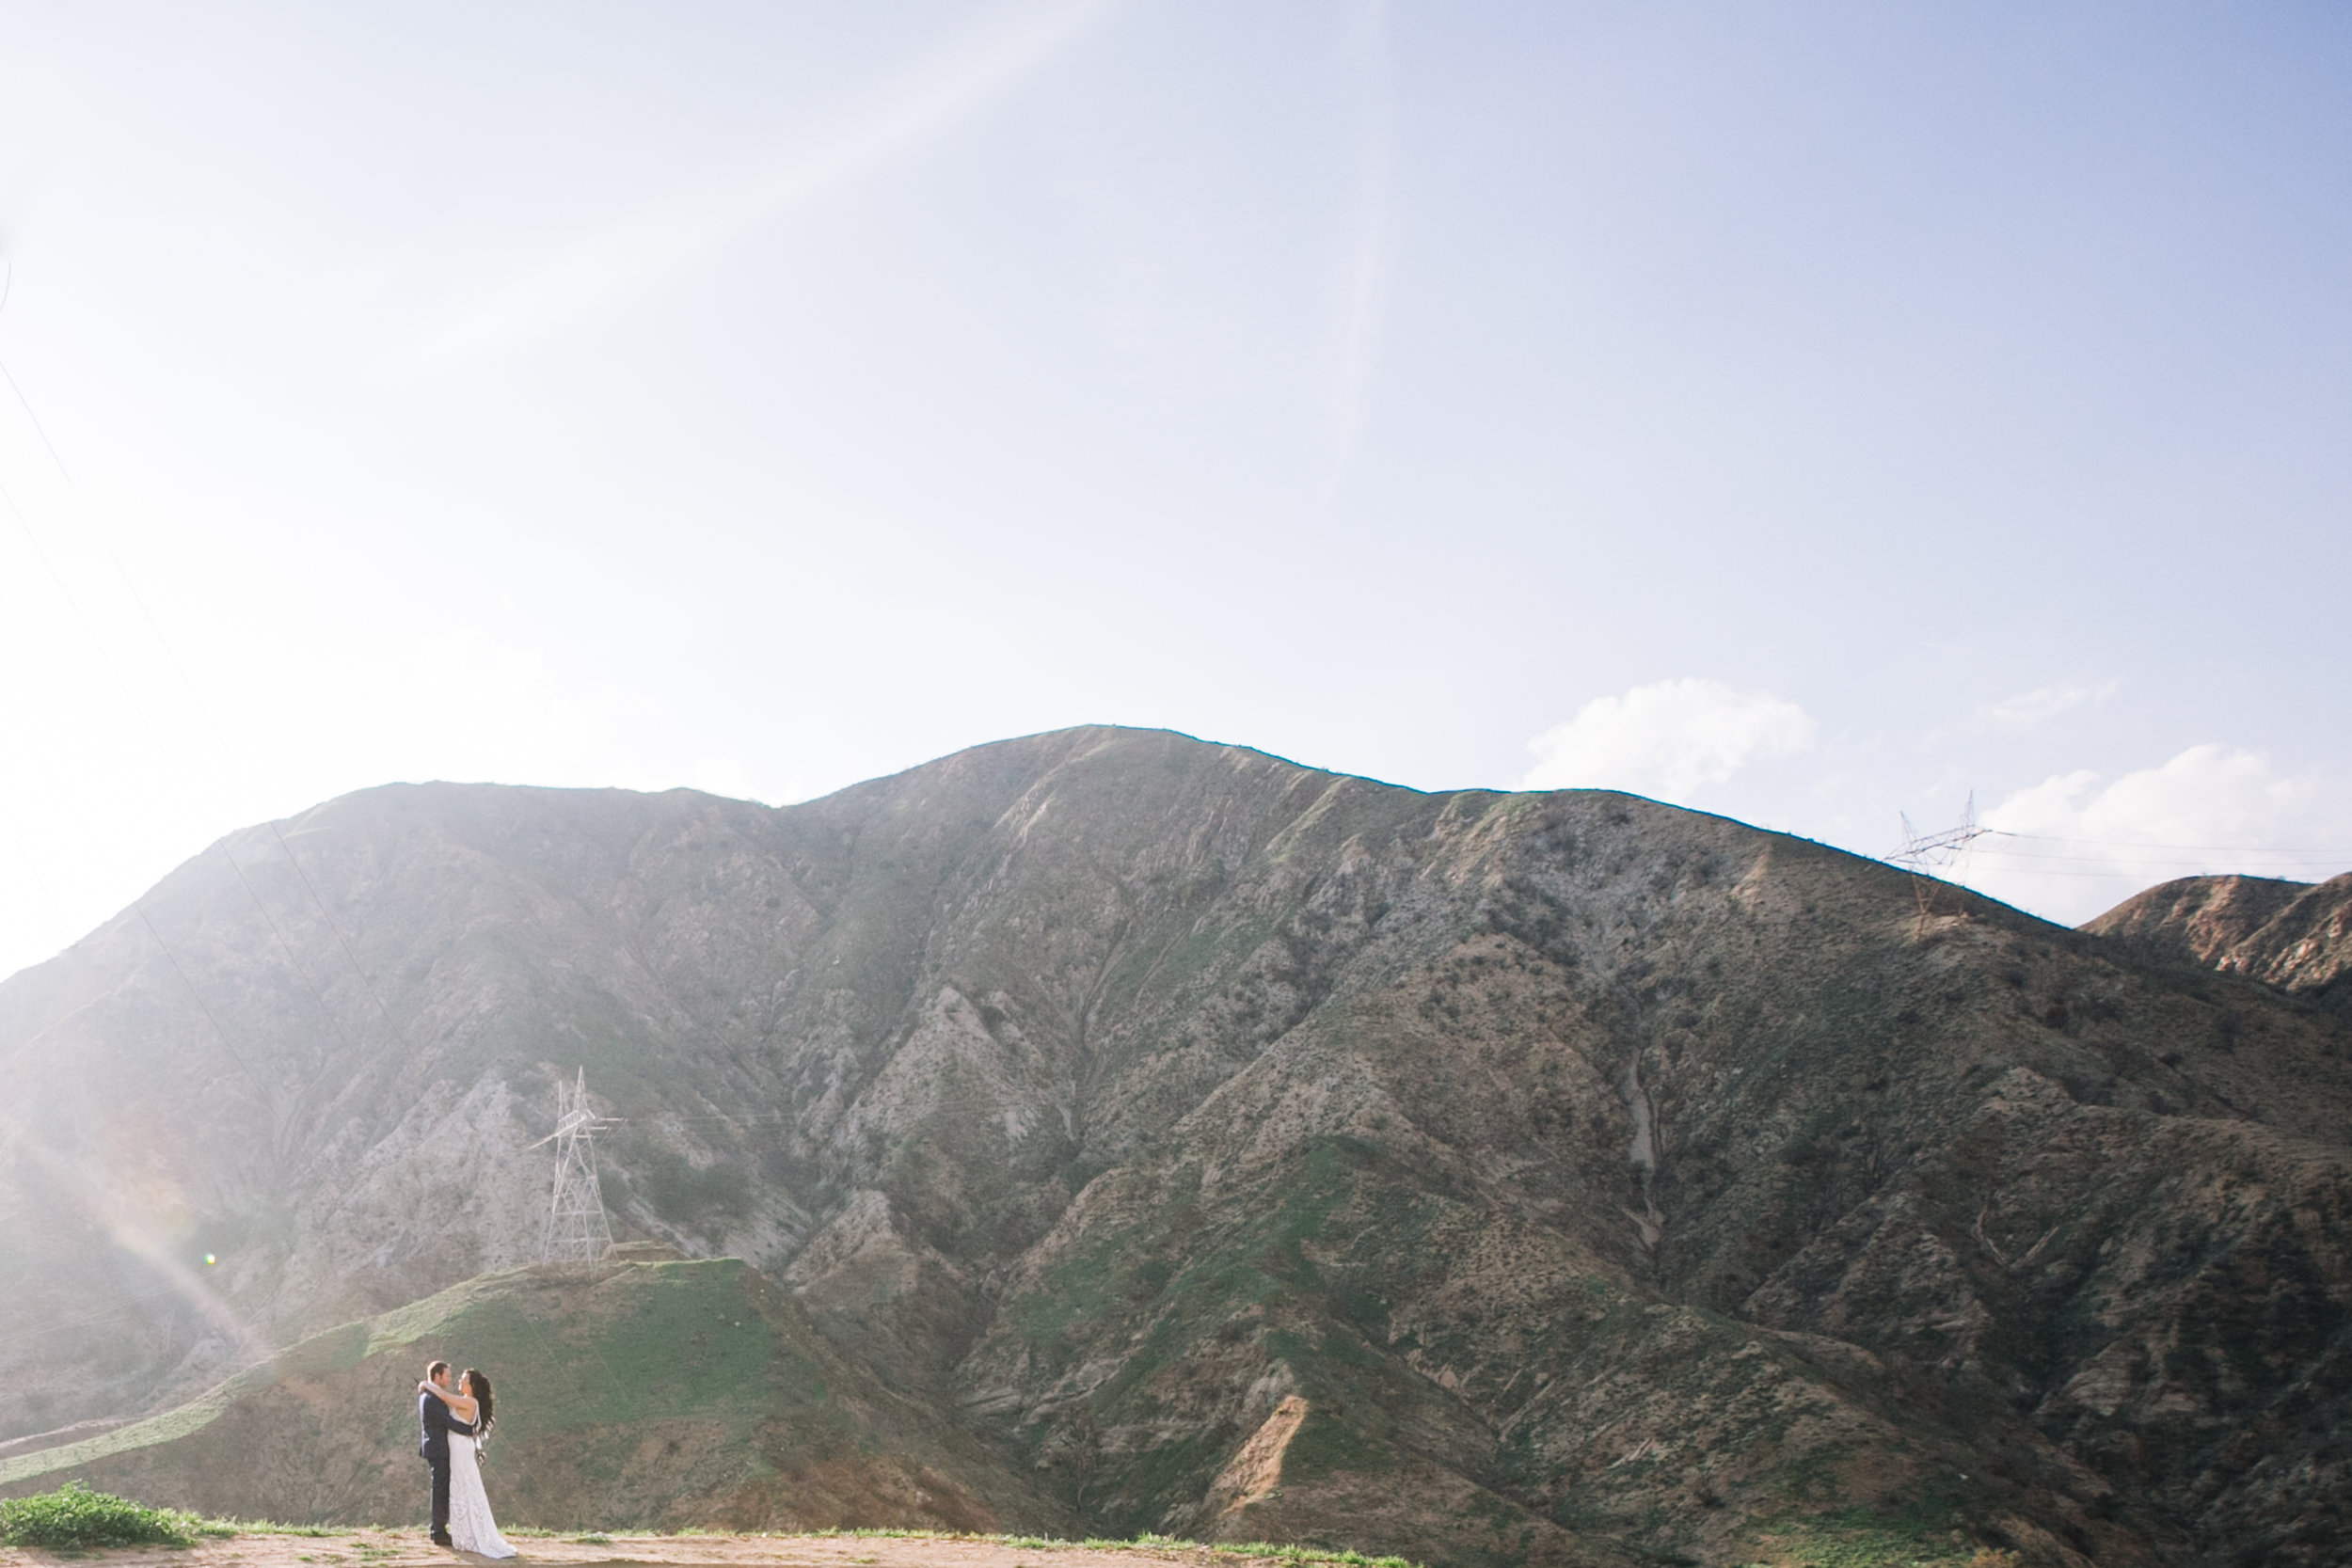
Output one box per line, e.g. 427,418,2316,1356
1,727,2346,1567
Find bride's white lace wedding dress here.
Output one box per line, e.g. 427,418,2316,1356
448,1427,516,1559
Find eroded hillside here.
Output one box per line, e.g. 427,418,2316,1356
2084,871,2352,1017
2,727,2347,1566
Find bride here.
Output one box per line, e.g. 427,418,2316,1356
419,1369,517,1558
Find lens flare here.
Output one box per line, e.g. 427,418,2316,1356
11,1136,262,1358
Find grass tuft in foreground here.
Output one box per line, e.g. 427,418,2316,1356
0,1481,231,1551
196,1519,341,1538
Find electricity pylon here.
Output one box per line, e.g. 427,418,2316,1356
532,1068,616,1265
1889,792,1990,938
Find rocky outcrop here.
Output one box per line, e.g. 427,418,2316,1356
2,727,2348,1565
2084,872,2352,1017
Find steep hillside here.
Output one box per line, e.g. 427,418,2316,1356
0,1258,1068,1533
3,727,2349,1566
2084,873,2352,1017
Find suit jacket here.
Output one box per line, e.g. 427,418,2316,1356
418,1387,476,1462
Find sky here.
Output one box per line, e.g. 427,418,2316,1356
2,0,2349,982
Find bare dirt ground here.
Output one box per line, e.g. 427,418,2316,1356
0,1534,1269,1568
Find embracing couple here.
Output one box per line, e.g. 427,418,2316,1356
417,1360,516,1558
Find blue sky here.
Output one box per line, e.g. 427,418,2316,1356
2,1,2348,979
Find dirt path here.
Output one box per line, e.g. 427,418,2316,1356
0,1533,1268,1568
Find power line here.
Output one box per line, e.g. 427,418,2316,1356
213,840,365,1064
0,286,391,1116
128,902,271,1105
267,821,396,1023
1970,848,2348,868
1961,864,2347,881
0,260,72,483
0,476,140,701
1887,803,2352,889
1887,793,1991,936
1993,831,2352,854
0,285,403,1081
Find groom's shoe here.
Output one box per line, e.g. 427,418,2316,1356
430,1534,453,1548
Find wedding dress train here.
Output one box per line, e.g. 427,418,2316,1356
447,1432,517,1559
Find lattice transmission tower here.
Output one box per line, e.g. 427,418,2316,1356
1888,792,1992,937
532,1068,617,1265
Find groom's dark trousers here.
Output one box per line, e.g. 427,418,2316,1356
419,1390,475,1541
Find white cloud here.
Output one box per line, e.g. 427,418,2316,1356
1976,679,2118,734
1966,744,2352,924
1521,677,1819,800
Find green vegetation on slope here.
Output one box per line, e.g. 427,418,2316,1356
0,1481,224,1549
0,1260,1062,1534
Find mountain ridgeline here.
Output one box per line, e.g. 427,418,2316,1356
0,728,2345,1567
2083,871,2351,1019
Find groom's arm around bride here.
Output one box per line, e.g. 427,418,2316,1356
417,1360,475,1546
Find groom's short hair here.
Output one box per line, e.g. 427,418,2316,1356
425,1360,452,1381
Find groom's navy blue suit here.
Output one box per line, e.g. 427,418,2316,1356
419,1386,476,1542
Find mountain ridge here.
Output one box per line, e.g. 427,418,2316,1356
3,726,2347,1566
2082,871,2352,1018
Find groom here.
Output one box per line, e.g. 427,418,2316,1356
418,1359,476,1547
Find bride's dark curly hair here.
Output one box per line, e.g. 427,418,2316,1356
461,1369,494,1438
